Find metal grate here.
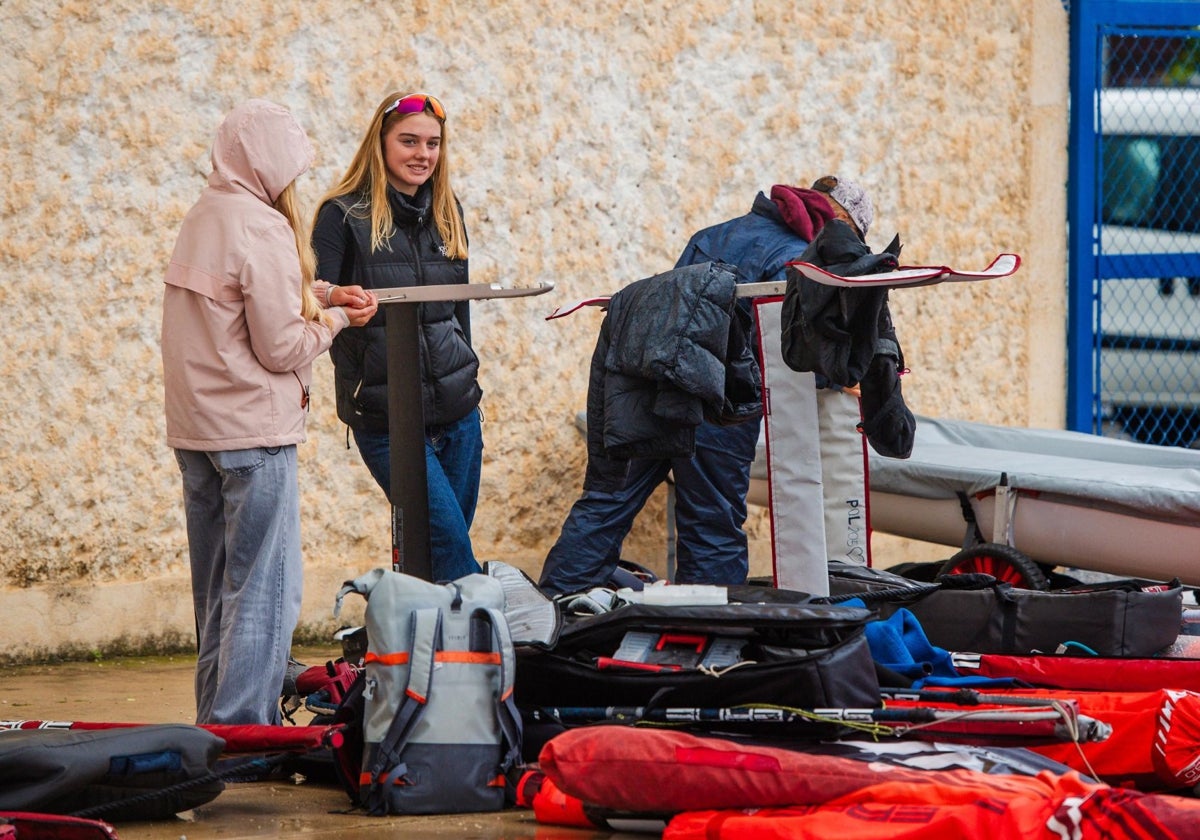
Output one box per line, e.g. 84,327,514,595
1095,29,1200,447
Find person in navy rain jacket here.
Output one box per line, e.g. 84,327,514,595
538,175,875,596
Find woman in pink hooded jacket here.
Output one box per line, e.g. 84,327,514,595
162,99,376,725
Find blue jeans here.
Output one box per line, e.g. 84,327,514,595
353,408,483,581
175,446,303,726
538,418,759,595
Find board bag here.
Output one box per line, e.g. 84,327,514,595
334,568,523,815
825,564,1183,658
0,724,224,820
513,592,880,760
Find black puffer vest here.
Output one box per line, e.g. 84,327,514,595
320,186,481,432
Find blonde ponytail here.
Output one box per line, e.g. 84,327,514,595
274,180,331,326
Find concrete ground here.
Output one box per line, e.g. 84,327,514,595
0,646,629,840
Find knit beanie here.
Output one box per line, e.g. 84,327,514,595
813,175,873,237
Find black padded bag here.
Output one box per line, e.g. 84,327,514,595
0,724,224,821
514,600,878,756
868,575,1183,657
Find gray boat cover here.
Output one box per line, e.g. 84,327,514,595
867,415,1200,526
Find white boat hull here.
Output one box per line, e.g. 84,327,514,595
864,415,1200,586
869,489,1200,585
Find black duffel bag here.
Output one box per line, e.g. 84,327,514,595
0,724,225,821
854,572,1183,658
513,598,879,757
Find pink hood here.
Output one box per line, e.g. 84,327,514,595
208,99,314,203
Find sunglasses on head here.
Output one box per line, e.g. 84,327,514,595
383,93,446,121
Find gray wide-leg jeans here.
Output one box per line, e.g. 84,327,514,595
175,446,303,725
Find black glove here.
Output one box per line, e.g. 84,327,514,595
858,351,916,459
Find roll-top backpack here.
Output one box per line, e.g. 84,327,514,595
334,568,523,815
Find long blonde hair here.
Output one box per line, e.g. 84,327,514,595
316,91,467,259
274,180,330,326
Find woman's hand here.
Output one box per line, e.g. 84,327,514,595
340,290,376,326
332,285,379,326
330,284,372,308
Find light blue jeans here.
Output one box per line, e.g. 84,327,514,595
353,408,483,581
175,446,303,725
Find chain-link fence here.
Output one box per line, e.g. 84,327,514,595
1096,29,1200,447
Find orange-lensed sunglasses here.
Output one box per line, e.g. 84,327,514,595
383,93,446,121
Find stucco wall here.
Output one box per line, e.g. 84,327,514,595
0,0,1069,661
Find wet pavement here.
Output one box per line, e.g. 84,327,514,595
0,647,632,840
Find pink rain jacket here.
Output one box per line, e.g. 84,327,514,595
162,100,348,451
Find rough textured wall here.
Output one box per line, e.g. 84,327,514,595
0,0,1069,660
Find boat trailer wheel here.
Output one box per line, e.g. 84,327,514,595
938,542,1050,591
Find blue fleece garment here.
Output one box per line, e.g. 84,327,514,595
844,598,1015,689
